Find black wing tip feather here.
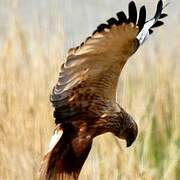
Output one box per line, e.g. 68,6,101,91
152,21,164,28
154,0,163,20
95,0,167,34
149,29,154,35
159,13,168,19
137,5,146,31
116,11,127,24
148,0,168,33
128,1,137,24
71,1,168,53
107,17,118,26
95,2,147,34
97,23,109,32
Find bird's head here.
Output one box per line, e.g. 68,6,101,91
112,110,138,147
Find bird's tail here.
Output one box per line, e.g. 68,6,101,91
39,124,92,180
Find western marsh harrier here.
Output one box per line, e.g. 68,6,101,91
39,1,167,179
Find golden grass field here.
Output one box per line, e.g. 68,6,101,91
0,1,180,180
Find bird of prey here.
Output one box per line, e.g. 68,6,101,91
39,1,167,179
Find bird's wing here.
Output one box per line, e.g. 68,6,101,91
51,1,167,123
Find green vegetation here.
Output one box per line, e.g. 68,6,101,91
0,4,179,180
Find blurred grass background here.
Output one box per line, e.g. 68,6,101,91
0,0,179,179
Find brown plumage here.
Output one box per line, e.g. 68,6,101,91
39,1,167,179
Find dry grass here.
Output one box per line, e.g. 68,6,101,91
0,7,180,180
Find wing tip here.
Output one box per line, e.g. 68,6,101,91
91,1,167,40
154,0,163,20
148,0,168,33
137,0,168,45
137,5,147,31
66,1,168,56
128,1,137,24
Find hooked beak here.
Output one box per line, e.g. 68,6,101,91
126,138,135,147
126,117,138,147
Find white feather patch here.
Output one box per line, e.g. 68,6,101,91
47,125,63,153
137,18,155,45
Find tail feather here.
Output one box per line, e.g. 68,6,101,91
39,125,92,180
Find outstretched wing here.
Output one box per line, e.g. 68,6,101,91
51,1,167,123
